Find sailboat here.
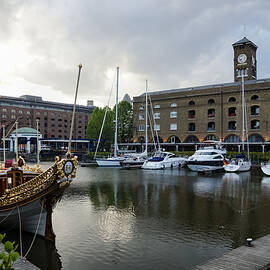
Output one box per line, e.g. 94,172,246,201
96,67,125,167
121,80,149,169
224,74,251,172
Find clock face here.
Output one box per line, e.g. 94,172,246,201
238,54,247,64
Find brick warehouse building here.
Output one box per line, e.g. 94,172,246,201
0,95,95,152
132,37,270,152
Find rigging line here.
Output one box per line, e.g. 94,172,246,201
94,70,117,159
17,206,23,260
147,108,156,152
23,202,44,260
148,94,160,150
0,207,16,225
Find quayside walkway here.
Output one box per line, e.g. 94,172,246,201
191,234,270,270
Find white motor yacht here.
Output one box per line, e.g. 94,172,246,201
187,145,226,172
142,151,187,170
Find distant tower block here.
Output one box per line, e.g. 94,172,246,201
87,100,94,106
233,37,257,82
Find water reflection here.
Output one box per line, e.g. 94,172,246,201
17,165,270,270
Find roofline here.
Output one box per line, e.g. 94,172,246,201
137,77,270,97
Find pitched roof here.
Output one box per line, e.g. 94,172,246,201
232,37,258,48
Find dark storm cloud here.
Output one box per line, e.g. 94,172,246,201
1,0,270,105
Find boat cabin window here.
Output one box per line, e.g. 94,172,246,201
213,155,223,159
197,152,217,156
7,177,12,189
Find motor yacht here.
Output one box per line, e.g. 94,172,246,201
142,151,187,170
187,145,226,172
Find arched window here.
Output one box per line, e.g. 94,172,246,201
204,135,219,141
228,121,237,130
228,107,236,117
167,136,181,143
208,122,215,131
208,108,215,117
208,99,215,105
228,97,236,102
184,135,199,143
251,105,260,116
248,134,264,142
224,135,241,142
251,120,260,129
151,136,163,143
188,123,195,131
189,100,195,106
170,102,177,107
251,95,259,101
188,110,195,119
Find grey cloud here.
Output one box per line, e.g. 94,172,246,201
1,0,270,104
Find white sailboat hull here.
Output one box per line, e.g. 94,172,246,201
224,160,251,172
261,164,270,176
96,157,125,167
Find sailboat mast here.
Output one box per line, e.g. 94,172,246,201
3,125,5,165
241,73,245,153
114,67,119,158
145,80,148,155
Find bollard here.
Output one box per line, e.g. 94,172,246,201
247,238,253,247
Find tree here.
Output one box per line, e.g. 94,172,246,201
86,107,114,151
114,101,133,143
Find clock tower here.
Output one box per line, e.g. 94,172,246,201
233,37,257,82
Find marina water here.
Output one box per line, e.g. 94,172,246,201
5,164,270,269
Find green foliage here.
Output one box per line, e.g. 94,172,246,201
113,101,133,143
0,233,19,270
86,107,114,151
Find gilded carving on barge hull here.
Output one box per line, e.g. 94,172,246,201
0,156,78,208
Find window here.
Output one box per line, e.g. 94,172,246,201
139,106,144,110
36,112,40,115
228,97,236,103
154,124,160,131
208,99,215,105
139,114,144,120
170,103,177,107
189,100,195,106
188,123,195,131
27,111,30,115
153,104,160,109
224,135,241,142
251,95,259,101
188,110,195,119
11,109,16,113
228,107,236,117
208,122,215,131
170,123,177,131
208,108,215,117
2,108,7,112
237,68,248,77
18,110,22,114
228,121,236,130
170,111,177,118
2,114,6,119
11,115,16,119
139,125,145,131
154,112,160,119
251,120,260,129
251,105,260,116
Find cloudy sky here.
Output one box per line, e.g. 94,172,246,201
1,0,270,107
